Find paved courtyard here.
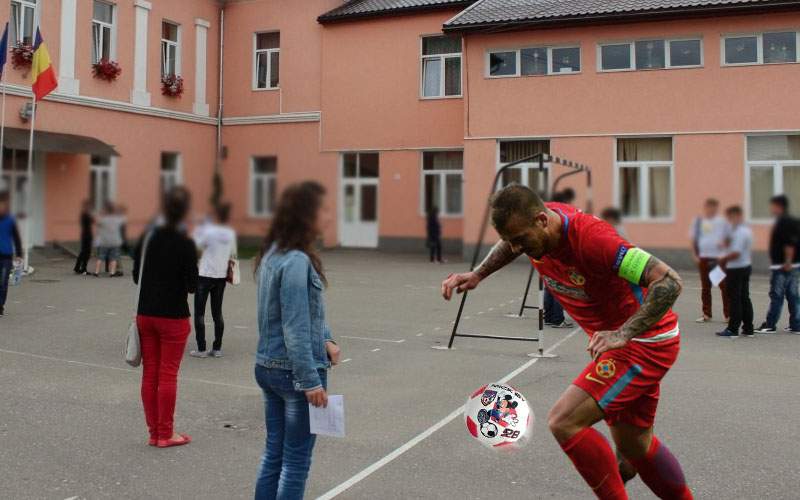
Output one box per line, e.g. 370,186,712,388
1,250,799,499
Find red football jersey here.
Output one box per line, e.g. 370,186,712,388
531,203,679,340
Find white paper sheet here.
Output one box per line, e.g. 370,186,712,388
709,266,726,288
309,395,345,438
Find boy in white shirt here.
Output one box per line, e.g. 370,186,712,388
190,204,237,358
690,198,731,323
716,206,754,338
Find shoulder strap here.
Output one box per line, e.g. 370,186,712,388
135,231,153,310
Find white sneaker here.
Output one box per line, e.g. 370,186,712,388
695,316,711,323
209,349,224,358
189,350,209,358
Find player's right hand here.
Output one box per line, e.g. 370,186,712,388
441,272,481,300
306,388,328,408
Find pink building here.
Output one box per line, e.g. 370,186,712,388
4,0,800,266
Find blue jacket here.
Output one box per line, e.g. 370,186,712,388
256,248,332,391
0,214,22,258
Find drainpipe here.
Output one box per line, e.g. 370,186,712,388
212,3,225,209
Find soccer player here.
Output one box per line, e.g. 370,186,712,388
441,184,692,500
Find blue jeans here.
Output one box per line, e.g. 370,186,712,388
765,269,800,331
543,288,565,324
254,365,328,500
0,257,12,308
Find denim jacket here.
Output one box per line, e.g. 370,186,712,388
256,247,332,391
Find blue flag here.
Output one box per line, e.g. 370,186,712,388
0,23,8,76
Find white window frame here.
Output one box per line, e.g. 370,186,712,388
10,0,39,46
745,134,800,223
420,34,462,100
419,150,464,218
253,31,280,91
486,45,581,78
89,155,117,212
160,152,182,194
613,137,675,222
495,139,552,193
160,20,181,77
597,37,704,73
250,156,277,217
91,0,117,64
722,31,800,67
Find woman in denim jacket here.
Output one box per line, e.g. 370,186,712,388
254,181,340,500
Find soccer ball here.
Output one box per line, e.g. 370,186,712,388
464,383,532,449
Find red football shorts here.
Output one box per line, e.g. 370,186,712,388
573,336,680,428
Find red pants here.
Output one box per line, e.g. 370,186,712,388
137,315,190,440
698,258,729,319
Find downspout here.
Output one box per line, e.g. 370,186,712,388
212,3,225,209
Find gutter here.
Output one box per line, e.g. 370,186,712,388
443,1,800,33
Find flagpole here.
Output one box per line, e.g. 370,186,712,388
0,69,6,174
23,97,35,272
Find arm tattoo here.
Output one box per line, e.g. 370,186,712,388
618,257,683,341
474,240,520,280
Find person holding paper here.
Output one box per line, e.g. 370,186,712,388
690,198,730,323
716,206,754,338
253,181,341,500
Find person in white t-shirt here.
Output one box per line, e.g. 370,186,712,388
690,198,731,323
190,204,237,358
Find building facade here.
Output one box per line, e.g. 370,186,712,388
5,0,800,265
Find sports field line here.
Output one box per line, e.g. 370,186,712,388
315,326,582,500
0,348,260,392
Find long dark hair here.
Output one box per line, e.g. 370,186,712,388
256,181,327,284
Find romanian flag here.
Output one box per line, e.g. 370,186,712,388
31,28,57,101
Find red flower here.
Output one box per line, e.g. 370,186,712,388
92,59,122,82
161,74,184,98
11,44,33,70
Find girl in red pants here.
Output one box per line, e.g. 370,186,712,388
133,187,198,448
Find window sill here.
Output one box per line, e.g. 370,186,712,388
722,60,799,67
599,65,703,73
420,95,462,101
485,71,582,79
252,87,280,92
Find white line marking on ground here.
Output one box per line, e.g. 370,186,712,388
477,311,484,315
464,316,471,320
434,327,441,331
488,307,494,311
341,358,352,363
46,305,55,309
315,327,582,500
75,309,86,312
371,348,381,352
105,312,117,316
0,349,260,392
12,300,21,304
234,325,248,330
340,336,405,344
416,333,423,337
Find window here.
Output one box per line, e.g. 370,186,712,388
160,152,181,194
0,149,28,215
498,140,550,193
616,138,673,219
254,32,280,89
10,0,37,46
747,135,800,219
488,46,580,77
161,21,180,77
92,1,114,64
251,157,277,216
422,151,463,216
90,155,115,211
421,35,462,98
723,32,800,65
600,38,702,71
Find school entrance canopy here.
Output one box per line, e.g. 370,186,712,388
2,127,119,156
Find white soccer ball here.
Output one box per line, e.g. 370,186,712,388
464,383,532,449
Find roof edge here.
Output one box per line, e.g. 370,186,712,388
319,1,474,24
443,0,800,33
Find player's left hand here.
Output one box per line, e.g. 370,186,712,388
587,330,628,361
